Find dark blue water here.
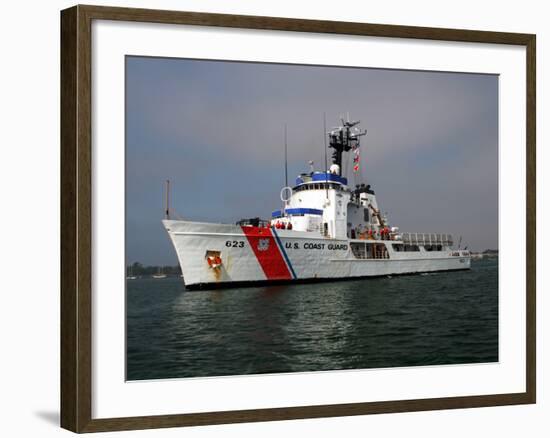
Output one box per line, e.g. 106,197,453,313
126,258,498,380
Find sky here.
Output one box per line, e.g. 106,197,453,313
125,56,498,265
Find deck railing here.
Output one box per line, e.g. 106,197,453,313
399,233,453,246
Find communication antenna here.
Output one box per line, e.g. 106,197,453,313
328,113,366,176
323,112,328,200
165,179,170,219
458,235,462,250
284,124,288,188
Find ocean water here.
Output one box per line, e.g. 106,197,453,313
126,257,498,380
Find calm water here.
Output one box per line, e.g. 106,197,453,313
126,258,498,380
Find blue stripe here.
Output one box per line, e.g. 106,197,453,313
312,172,348,185
294,173,347,187
272,228,297,279
284,208,323,216
273,208,323,217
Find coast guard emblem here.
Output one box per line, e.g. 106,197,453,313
257,238,270,251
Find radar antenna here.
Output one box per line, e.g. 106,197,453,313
328,115,366,176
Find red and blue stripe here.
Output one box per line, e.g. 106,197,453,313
240,226,297,281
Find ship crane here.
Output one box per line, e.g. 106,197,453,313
368,203,386,228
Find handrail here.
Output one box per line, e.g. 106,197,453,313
399,232,453,246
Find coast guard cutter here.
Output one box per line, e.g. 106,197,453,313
163,116,470,290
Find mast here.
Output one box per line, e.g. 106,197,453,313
165,179,170,219
323,112,328,200
284,124,288,188
328,116,366,176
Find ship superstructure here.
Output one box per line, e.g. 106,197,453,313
163,116,470,290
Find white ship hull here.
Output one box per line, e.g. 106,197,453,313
163,220,471,290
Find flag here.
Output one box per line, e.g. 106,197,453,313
352,146,360,172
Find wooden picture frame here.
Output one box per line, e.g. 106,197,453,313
60,4,536,433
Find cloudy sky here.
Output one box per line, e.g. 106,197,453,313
126,56,498,265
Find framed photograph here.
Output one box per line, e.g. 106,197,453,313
60,4,536,433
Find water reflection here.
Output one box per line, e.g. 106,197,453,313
127,258,498,380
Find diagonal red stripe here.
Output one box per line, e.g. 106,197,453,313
241,226,292,280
